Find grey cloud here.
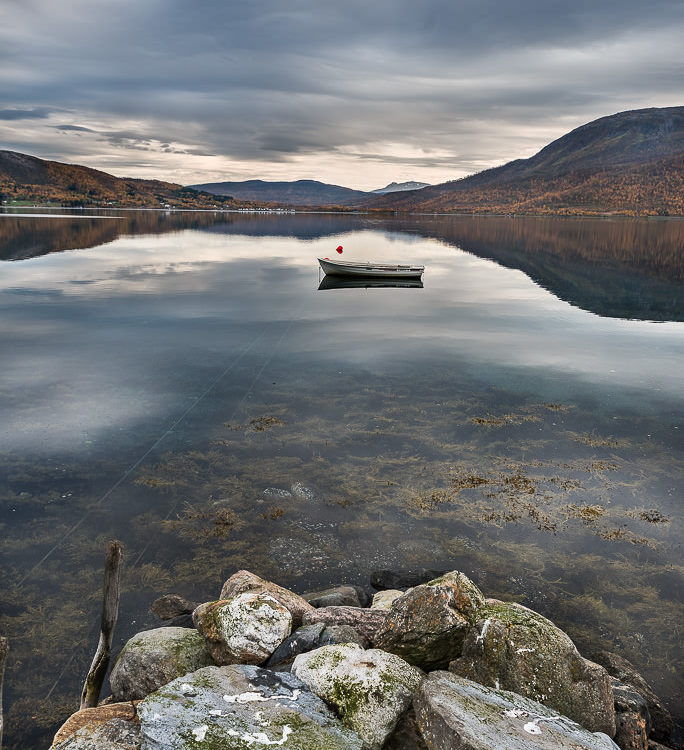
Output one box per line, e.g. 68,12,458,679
0,107,52,120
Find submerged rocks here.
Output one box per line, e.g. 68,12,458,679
415,671,619,750
374,570,485,671
450,600,615,736
293,643,424,750
302,605,388,646
137,664,363,750
109,627,213,701
219,569,314,627
193,591,292,665
150,594,199,621
370,569,446,590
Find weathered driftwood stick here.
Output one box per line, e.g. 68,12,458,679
80,540,123,709
0,635,9,750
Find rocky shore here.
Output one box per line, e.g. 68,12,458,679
50,568,675,750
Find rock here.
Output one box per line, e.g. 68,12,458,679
137,664,363,749
352,585,372,608
53,718,141,749
373,570,485,671
292,643,424,750
149,594,199,620
611,678,650,750
265,623,326,668
592,650,673,742
109,627,214,701
164,613,194,628
51,703,138,748
415,671,620,750
303,585,362,608
371,589,405,610
219,569,314,627
193,592,292,665
318,624,366,648
302,606,388,646
450,601,615,736
384,705,428,750
648,742,676,750
370,568,446,590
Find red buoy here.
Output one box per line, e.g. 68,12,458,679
336,245,343,254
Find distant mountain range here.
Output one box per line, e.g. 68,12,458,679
0,150,242,209
188,178,369,206
2,107,682,215
368,107,684,215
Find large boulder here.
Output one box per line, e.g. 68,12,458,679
193,591,292,665
137,664,363,749
293,643,424,750
303,585,363,608
592,650,673,742
51,704,139,749
302,606,388,646
219,569,314,627
450,601,615,736
109,627,213,701
415,671,620,750
373,570,485,671
371,589,405,610
52,719,141,750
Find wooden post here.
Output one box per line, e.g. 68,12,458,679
0,635,8,750
80,540,123,709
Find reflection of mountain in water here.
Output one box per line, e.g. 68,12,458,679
1,210,681,321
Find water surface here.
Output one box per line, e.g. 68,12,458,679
0,210,682,748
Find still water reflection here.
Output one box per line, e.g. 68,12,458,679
0,210,682,748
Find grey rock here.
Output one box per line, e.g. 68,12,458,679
371,589,405,610
138,664,363,749
193,591,292,665
593,650,673,742
370,568,446,590
374,570,485,671
109,627,213,701
303,585,362,608
318,624,365,648
415,671,620,750
265,622,326,668
219,569,314,628
302,605,388,646
164,613,194,628
293,643,425,750
53,718,141,749
450,601,616,736
150,594,199,621
611,678,650,750
384,705,428,750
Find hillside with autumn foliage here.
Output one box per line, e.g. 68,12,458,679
368,107,684,216
0,150,255,209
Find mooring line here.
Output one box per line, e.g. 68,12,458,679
18,328,270,588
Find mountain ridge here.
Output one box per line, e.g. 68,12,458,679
188,178,368,206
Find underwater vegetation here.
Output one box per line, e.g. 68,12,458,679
0,373,681,749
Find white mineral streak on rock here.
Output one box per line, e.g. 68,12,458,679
517,647,536,654
226,726,293,745
524,720,543,734
192,724,209,741
224,689,301,704
504,709,528,718
181,683,198,695
208,709,222,716
475,617,493,645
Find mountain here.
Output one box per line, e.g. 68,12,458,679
369,107,684,216
371,181,430,194
0,150,245,208
189,178,369,207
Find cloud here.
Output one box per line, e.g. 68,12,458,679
0,107,52,120
1,0,682,188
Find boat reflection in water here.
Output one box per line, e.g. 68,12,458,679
318,275,423,291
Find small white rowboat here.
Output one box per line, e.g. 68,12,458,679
318,257,424,279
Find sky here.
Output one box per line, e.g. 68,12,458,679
1,0,682,191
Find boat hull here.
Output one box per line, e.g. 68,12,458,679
318,257,424,279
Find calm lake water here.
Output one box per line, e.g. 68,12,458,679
0,209,682,748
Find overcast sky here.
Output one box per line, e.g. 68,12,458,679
1,0,682,190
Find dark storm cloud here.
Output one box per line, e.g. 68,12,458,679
1,0,682,181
